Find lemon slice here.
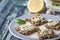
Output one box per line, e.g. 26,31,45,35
27,0,44,13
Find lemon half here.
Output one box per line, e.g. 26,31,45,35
27,0,44,13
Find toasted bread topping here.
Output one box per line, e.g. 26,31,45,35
19,23,35,31
31,16,44,22
40,29,53,36
47,21,59,26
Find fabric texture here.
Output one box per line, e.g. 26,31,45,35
0,0,60,40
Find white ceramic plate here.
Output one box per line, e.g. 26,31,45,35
44,0,60,12
9,14,60,40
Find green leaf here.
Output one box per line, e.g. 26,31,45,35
52,2,60,6
16,19,26,24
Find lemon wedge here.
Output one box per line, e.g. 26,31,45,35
27,0,44,13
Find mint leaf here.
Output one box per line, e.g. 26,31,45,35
16,19,26,24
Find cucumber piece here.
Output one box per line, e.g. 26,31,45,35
52,2,60,6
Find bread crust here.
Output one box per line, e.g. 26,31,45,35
45,22,60,30
15,26,39,35
38,30,57,40
45,25,60,30
25,15,48,26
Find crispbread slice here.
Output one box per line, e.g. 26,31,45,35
25,15,48,26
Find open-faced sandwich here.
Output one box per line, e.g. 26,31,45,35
51,0,60,6
15,22,39,35
45,20,60,30
25,15,47,26
38,29,57,40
